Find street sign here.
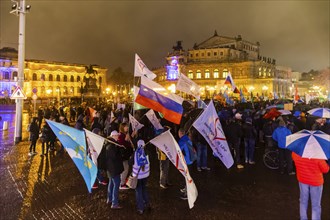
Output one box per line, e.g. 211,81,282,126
32,87,38,94
10,86,27,99
32,94,38,100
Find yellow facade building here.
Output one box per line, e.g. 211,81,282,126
0,47,107,103
154,32,292,100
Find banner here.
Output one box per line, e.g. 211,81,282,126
129,113,144,132
134,54,157,80
84,129,106,166
145,109,164,130
176,73,200,99
149,130,198,209
46,120,97,193
192,100,234,169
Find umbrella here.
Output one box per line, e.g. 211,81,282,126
307,108,330,118
286,129,330,160
263,108,281,119
279,110,291,115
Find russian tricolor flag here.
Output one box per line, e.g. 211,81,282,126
135,77,183,124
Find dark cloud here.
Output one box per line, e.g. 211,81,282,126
1,1,329,73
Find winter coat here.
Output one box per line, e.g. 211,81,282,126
28,121,39,141
225,120,243,144
40,124,52,143
272,126,292,149
292,152,329,186
242,122,257,139
105,138,124,177
118,133,133,160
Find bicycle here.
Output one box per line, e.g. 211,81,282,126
263,148,280,169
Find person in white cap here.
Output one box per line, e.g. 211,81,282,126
105,130,124,209
132,139,151,215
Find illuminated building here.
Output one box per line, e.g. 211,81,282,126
153,31,292,100
0,47,107,103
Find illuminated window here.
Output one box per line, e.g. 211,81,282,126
196,70,201,79
12,71,18,80
56,75,60,81
70,86,74,94
41,74,45,81
49,74,53,81
70,75,74,82
188,70,193,79
263,67,267,77
77,76,81,82
205,70,210,78
32,73,37,81
213,69,219,78
63,86,68,95
222,69,228,78
259,67,262,76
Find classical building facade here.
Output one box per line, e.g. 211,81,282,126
154,31,292,100
0,47,107,103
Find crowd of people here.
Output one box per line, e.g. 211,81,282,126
27,100,329,217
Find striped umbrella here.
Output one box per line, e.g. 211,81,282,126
307,108,330,118
286,129,330,160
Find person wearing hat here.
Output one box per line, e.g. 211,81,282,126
105,130,124,209
272,120,295,175
132,139,151,215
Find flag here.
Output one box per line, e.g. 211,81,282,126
224,72,239,93
192,100,234,169
84,129,106,166
149,130,198,209
129,113,144,132
46,120,97,193
133,86,148,110
145,109,164,130
134,54,157,80
135,76,184,124
240,88,246,103
223,88,234,106
197,99,208,109
176,73,201,99
294,85,300,103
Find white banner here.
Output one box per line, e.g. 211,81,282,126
176,73,200,99
129,113,144,132
134,54,157,80
149,130,198,209
84,129,105,166
145,109,163,130
193,100,234,169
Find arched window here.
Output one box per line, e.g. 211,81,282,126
12,71,18,80
63,75,68,82
213,69,219,78
33,73,37,81
56,86,60,94
4,72,10,80
77,76,81,82
188,70,193,79
56,75,60,81
49,74,53,81
41,86,45,95
205,69,210,79
63,86,68,95
99,77,102,84
196,70,201,79
222,69,228,78
70,75,74,82
47,87,53,96
70,86,74,94
41,74,45,81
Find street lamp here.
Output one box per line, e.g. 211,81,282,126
11,0,31,143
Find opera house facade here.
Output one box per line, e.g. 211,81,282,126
154,31,293,100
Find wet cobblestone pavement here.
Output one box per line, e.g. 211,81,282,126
1,112,329,220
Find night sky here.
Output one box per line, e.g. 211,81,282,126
0,1,329,74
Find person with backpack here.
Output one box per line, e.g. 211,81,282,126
28,117,40,156
132,140,151,215
178,128,196,200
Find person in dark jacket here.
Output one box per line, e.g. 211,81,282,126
40,122,52,156
105,130,124,209
242,117,257,164
226,113,244,169
28,117,40,156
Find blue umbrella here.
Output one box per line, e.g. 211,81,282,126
286,129,330,160
307,108,330,118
